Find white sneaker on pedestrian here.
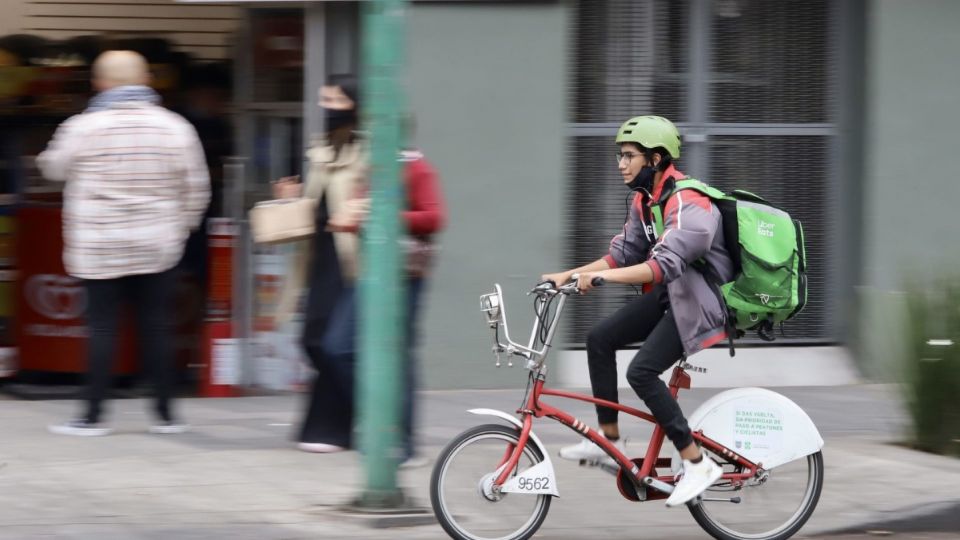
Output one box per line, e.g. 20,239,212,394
297,442,348,454
558,435,626,466
665,456,723,507
399,456,430,470
149,421,190,435
48,419,112,437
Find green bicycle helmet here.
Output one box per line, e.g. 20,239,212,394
615,115,681,159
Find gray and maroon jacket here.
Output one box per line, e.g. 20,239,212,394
602,164,735,356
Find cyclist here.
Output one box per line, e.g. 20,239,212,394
542,116,733,507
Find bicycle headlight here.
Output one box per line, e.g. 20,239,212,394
480,291,502,327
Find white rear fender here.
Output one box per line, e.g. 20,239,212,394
672,388,824,474
467,408,559,497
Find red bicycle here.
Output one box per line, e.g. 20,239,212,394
430,278,825,540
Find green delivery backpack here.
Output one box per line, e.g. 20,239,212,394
653,179,808,349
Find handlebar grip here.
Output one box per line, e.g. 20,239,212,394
591,277,606,287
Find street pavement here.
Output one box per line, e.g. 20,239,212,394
1,384,958,539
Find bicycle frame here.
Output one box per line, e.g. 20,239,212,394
491,369,760,498
481,282,761,498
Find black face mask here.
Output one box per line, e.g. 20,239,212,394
626,165,657,193
323,107,357,133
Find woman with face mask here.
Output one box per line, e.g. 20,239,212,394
273,74,370,454
274,75,446,464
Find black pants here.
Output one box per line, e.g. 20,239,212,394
401,277,425,460
300,285,356,448
83,270,176,424
299,279,424,458
585,286,693,451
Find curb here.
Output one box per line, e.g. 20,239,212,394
815,500,960,536
312,502,437,529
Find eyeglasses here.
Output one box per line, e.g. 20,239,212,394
616,151,642,164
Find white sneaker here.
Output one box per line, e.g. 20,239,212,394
558,435,626,466
399,456,430,470
49,419,112,437
149,421,190,435
297,442,348,454
665,456,723,507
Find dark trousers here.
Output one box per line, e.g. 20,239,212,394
83,270,176,424
298,279,424,459
300,286,357,448
401,277,425,460
585,286,693,451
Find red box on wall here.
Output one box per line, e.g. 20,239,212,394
14,205,136,374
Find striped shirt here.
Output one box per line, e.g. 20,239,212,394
37,102,211,279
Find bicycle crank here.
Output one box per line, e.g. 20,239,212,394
698,496,742,504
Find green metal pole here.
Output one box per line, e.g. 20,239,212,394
357,0,407,508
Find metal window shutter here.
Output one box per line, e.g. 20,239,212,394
22,0,241,61
568,0,836,345
571,0,689,124
710,0,831,123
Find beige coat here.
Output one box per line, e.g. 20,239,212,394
275,140,368,323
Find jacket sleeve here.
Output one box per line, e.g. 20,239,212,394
647,190,719,284
605,193,651,268
36,115,85,182
403,157,446,236
177,119,212,231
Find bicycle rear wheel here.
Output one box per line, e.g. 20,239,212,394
430,423,552,540
689,451,824,540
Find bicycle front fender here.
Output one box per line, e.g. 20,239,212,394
672,387,824,474
468,408,559,497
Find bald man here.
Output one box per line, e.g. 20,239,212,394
39,50,210,436
92,49,150,89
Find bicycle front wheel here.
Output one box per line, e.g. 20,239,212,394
430,423,552,540
689,451,824,540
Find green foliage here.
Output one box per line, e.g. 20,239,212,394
903,279,960,456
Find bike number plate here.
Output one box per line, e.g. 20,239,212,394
500,460,559,497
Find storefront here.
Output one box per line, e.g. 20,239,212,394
0,29,236,389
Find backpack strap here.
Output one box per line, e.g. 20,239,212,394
651,205,665,237
692,260,738,357
756,315,777,342
673,179,727,200
652,178,727,232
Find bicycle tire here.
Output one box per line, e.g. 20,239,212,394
430,423,552,540
688,451,824,540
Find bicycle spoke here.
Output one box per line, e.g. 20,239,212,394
432,425,551,540
690,452,824,540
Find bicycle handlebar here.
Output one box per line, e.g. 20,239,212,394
536,274,605,294
487,274,606,369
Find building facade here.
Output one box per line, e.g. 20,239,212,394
2,0,958,388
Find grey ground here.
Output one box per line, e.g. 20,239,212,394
1,385,958,539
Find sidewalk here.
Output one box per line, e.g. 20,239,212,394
0,385,957,539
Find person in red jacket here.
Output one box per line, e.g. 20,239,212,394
396,145,445,467
274,75,445,468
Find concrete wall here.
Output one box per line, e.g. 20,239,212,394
0,2,27,37
407,2,569,388
858,0,960,377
